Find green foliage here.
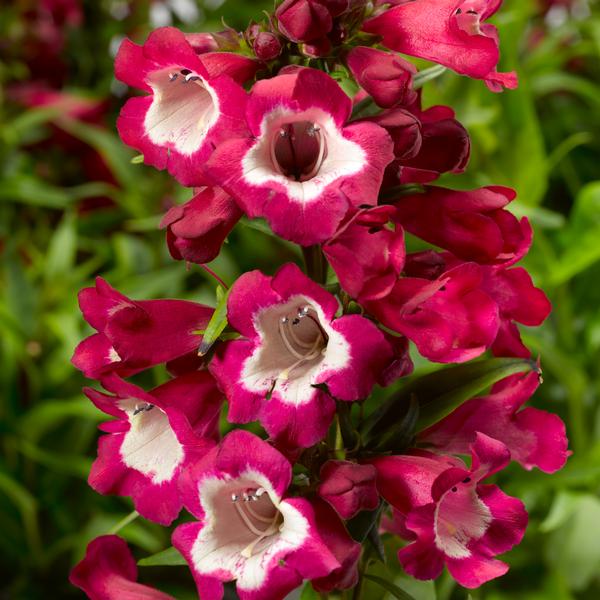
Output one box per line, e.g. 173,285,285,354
1,0,599,598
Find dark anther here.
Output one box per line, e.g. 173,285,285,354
463,477,471,483
451,486,458,492
466,9,478,14
133,403,155,416
456,7,462,13
180,68,192,75
292,317,300,325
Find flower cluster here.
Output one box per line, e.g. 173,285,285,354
70,2,568,599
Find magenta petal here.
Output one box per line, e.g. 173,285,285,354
70,535,174,599
445,554,509,588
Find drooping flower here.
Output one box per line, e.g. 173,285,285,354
210,263,395,447
364,262,499,363
373,434,528,588
161,186,243,265
173,430,340,600
323,205,405,302
72,277,212,379
70,535,174,599
87,372,222,524
115,27,253,187
317,460,379,519
419,371,569,473
392,186,532,266
206,67,394,245
363,0,518,91
346,46,417,108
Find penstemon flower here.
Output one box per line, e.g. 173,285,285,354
70,1,568,598
210,262,397,448
173,430,341,600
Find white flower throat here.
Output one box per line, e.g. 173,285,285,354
230,487,283,558
278,305,328,380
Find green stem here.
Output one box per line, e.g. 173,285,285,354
109,510,139,535
302,245,328,284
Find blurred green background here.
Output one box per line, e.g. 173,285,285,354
1,0,599,598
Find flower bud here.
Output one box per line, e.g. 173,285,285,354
276,0,333,43
300,37,332,58
347,46,416,108
318,461,379,519
253,32,283,61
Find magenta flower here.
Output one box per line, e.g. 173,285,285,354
346,46,417,108
419,371,569,473
70,535,173,599
210,263,395,448
323,205,405,302
161,186,243,265
173,430,340,600
206,67,394,245
115,27,252,187
87,372,222,525
317,460,379,519
71,278,213,379
393,186,532,266
365,262,500,363
364,0,518,91
373,434,528,588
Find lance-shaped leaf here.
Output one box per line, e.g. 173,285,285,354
360,358,538,447
363,395,419,454
138,546,186,567
364,574,416,600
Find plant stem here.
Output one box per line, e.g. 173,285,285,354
109,510,139,535
302,245,328,284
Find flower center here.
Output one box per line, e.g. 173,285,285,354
230,487,283,558
278,305,328,380
270,121,327,182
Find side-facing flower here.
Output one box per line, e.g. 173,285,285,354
206,67,394,245
70,535,174,599
323,205,405,302
393,186,532,266
161,186,243,265
419,371,569,473
373,435,528,588
363,0,517,91
317,460,379,519
210,263,395,447
72,277,213,379
346,46,417,108
115,27,250,187
173,430,340,600
364,262,499,363
87,372,222,524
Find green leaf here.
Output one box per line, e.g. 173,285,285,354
45,211,77,280
365,395,419,454
299,582,320,600
413,65,447,90
198,285,232,356
364,574,417,600
347,502,384,543
361,358,537,442
138,546,187,567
